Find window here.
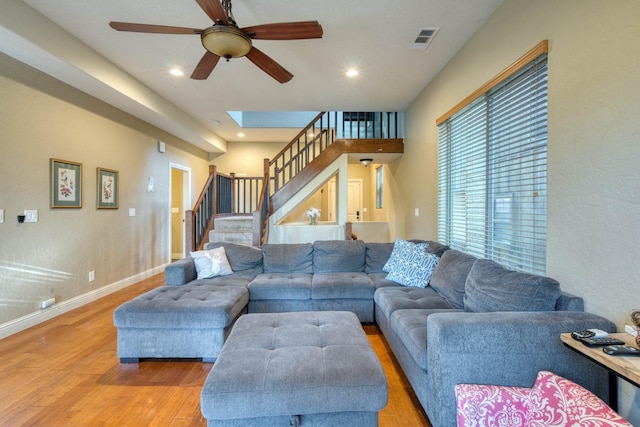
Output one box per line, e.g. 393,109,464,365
437,42,548,274
376,166,384,208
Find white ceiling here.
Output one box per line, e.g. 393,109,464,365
1,0,504,152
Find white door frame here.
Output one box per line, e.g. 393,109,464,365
169,163,192,260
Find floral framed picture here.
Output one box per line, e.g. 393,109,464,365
97,167,119,209
50,158,82,208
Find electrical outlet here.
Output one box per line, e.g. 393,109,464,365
415,208,420,217
88,271,95,282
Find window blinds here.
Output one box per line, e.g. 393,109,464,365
438,53,548,274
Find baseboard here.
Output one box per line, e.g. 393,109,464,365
0,264,167,340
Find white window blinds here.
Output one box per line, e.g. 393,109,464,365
438,50,548,274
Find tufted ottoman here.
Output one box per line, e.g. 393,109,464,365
113,283,248,363
200,311,388,426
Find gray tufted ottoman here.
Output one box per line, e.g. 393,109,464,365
113,283,248,363
200,311,388,426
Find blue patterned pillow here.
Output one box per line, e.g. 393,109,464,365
383,239,429,273
385,243,440,288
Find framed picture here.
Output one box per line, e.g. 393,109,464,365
97,167,119,209
50,158,82,208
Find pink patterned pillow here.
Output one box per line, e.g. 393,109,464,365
455,383,530,427
526,370,632,426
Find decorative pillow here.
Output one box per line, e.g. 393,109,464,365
190,247,233,279
385,244,439,288
455,383,530,427
463,259,560,312
383,239,429,273
526,370,632,426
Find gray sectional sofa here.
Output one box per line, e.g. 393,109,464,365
115,239,615,427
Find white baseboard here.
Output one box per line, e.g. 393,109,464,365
0,264,167,340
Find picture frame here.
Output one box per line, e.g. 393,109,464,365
50,158,82,208
97,167,119,209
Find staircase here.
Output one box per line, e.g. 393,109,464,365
208,216,253,245
186,111,404,251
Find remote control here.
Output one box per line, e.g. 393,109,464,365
578,336,625,347
602,345,640,356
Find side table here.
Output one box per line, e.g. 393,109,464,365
561,332,640,411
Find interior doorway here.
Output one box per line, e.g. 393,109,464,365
169,163,191,261
347,179,363,222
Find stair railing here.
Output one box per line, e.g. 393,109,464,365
186,165,217,253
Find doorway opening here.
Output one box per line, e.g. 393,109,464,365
169,163,191,261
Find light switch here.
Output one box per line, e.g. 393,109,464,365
24,210,38,223
415,208,420,217
129,208,136,217
171,207,180,214
0,209,4,224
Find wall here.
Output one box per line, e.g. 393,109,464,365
399,0,640,420
0,54,211,331
209,141,284,176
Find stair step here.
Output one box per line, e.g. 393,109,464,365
209,230,253,245
213,216,253,232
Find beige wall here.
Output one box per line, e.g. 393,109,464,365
0,54,211,327
400,0,640,420
210,141,284,176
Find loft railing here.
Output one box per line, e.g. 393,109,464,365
270,111,403,192
186,166,270,251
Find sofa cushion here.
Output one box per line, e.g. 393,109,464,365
383,239,428,273
113,284,248,329
464,259,561,312
190,247,233,279
429,250,477,309
262,243,313,273
311,272,375,300
386,250,439,288
374,286,455,319
424,240,450,257
312,240,366,273
368,272,402,289
365,242,395,273
205,242,263,276
389,308,462,370
248,273,312,300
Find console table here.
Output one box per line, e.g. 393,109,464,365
561,332,640,411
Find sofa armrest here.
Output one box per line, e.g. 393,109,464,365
425,311,616,427
165,257,196,286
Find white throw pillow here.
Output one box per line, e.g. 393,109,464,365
190,247,233,279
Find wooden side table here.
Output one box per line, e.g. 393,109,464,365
561,332,640,411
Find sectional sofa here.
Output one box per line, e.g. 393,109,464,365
114,239,615,427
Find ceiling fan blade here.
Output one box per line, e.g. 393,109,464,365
191,51,221,80
246,47,293,83
242,21,323,40
109,22,202,34
195,0,229,25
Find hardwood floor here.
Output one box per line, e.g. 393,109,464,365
0,274,431,426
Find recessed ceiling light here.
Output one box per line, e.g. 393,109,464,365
346,69,359,77
212,120,221,125
237,132,245,138
170,68,184,77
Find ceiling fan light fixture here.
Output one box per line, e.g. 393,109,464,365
201,26,252,59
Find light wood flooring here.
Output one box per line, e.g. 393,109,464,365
0,274,431,426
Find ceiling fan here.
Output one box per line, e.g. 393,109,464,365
109,0,323,83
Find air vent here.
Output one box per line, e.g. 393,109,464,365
410,27,439,51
